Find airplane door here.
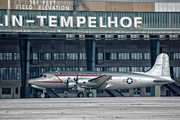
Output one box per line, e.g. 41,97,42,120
134,88,140,97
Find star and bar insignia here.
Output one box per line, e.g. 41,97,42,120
123,77,137,84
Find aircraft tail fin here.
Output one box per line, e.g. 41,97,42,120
145,53,170,77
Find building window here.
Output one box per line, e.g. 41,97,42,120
97,90,103,93
67,67,78,71
54,67,65,71
54,89,64,94
106,53,117,60
144,53,150,60
131,53,142,60
118,53,129,60
14,68,21,80
41,67,52,73
172,67,180,78
15,87,18,94
31,53,39,60
127,35,131,40
95,67,104,71
30,67,39,78
166,35,170,38
54,53,65,60
106,67,117,72
0,53,12,60
67,53,78,60
144,67,151,72
79,67,87,71
120,89,129,93
114,35,118,40
2,88,11,94
79,53,86,60
40,53,51,60
170,53,180,60
14,53,20,60
119,67,130,72
0,68,12,80
69,90,78,94
131,67,143,72
97,53,104,60
101,35,105,40
140,35,144,40
146,87,151,93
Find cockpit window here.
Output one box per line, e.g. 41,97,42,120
44,75,47,77
39,73,43,77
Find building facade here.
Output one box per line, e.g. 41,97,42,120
0,0,180,98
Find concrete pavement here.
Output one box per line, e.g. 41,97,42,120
0,97,180,120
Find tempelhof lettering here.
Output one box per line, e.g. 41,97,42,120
0,15,142,28
14,0,71,10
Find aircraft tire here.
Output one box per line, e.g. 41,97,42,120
77,93,84,98
88,92,94,97
41,93,45,98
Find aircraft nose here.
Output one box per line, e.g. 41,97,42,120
28,79,35,85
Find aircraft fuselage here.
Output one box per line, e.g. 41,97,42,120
29,71,173,90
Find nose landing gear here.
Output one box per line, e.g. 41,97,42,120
41,89,46,98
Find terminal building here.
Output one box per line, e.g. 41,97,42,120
0,0,180,98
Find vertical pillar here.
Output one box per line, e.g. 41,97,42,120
19,35,30,98
85,35,96,97
26,40,30,87
85,35,95,71
92,40,95,72
150,36,160,97
140,87,146,97
129,89,134,97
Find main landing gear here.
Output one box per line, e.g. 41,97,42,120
77,92,94,98
77,93,84,97
87,92,94,97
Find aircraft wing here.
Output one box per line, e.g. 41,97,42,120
87,75,112,89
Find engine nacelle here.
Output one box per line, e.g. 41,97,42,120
77,79,88,85
77,87,85,92
68,82,76,88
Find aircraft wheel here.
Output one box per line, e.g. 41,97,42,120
41,93,45,98
77,93,84,98
88,92,94,97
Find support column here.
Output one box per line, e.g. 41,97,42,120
85,35,95,71
19,35,30,98
129,89,134,97
26,40,30,87
85,35,96,97
150,36,160,97
140,87,146,97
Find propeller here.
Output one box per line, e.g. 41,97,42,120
74,75,78,83
66,77,70,86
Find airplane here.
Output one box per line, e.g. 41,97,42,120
28,53,175,98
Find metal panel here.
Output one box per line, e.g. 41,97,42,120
0,0,8,9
